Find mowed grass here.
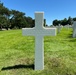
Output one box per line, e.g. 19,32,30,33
0,28,76,75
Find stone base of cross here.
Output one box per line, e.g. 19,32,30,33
22,12,56,70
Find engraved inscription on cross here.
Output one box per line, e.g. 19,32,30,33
22,12,56,70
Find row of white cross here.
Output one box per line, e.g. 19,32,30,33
22,12,76,70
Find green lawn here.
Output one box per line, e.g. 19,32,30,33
0,28,76,75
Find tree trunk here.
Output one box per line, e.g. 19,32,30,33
0,25,2,30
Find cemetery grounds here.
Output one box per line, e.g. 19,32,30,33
0,28,76,75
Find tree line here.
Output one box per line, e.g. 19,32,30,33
52,17,76,26
0,2,47,30
0,1,76,30
0,2,35,30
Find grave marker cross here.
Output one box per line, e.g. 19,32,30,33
22,12,56,70
73,21,76,38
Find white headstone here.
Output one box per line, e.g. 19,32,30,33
73,21,76,38
22,12,56,70
66,24,69,30
57,24,61,33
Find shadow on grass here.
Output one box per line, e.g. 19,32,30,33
67,34,73,38
1,64,34,71
69,39,76,42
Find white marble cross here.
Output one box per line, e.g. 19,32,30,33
73,21,76,38
22,12,56,70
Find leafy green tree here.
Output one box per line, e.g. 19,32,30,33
10,10,27,29
61,18,68,26
73,17,76,21
53,19,60,26
25,16,34,27
44,19,46,27
0,2,10,30
67,16,73,25
0,15,7,30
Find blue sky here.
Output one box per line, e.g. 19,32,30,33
1,0,76,25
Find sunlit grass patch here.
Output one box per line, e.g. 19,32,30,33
0,28,76,75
